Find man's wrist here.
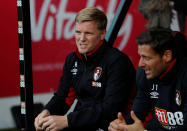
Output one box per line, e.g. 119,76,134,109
64,116,69,128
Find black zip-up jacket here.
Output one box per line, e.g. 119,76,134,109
44,41,135,131
126,58,187,131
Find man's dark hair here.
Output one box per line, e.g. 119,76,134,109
136,28,176,58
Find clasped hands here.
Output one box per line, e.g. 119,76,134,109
108,111,145,131
34,109,68,131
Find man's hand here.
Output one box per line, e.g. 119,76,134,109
108,111,145,131
119,111,145,131
108,112,126,131
34,109,50,131
41,115,68,131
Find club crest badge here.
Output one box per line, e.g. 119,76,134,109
175,90,181,106
93,67,102,81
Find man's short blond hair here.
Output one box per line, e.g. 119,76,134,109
75,7,107,31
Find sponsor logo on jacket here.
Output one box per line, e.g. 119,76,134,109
92,81,101,88
155,107,184,129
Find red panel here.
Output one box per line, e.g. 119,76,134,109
0,0,146,97
0,0,20,97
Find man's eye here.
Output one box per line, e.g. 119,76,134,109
145,57,151,60
86,32,93,35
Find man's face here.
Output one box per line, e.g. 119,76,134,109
75,21,106,54
138,44,169,79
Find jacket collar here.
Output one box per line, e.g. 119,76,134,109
75,40,106,61
159,58,177,79
157,58,177,82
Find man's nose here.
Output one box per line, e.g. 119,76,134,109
80,33,86,41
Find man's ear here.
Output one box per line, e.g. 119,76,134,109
162,50,172,63
100,29,106,40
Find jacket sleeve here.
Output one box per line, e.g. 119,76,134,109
44,54,76,115
67,53,136,129
126,67,152,124
172,70,187,131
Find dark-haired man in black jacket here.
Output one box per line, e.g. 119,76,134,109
109,28,187,131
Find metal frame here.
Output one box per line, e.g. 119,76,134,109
17,0,34,130
105,0,132,46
